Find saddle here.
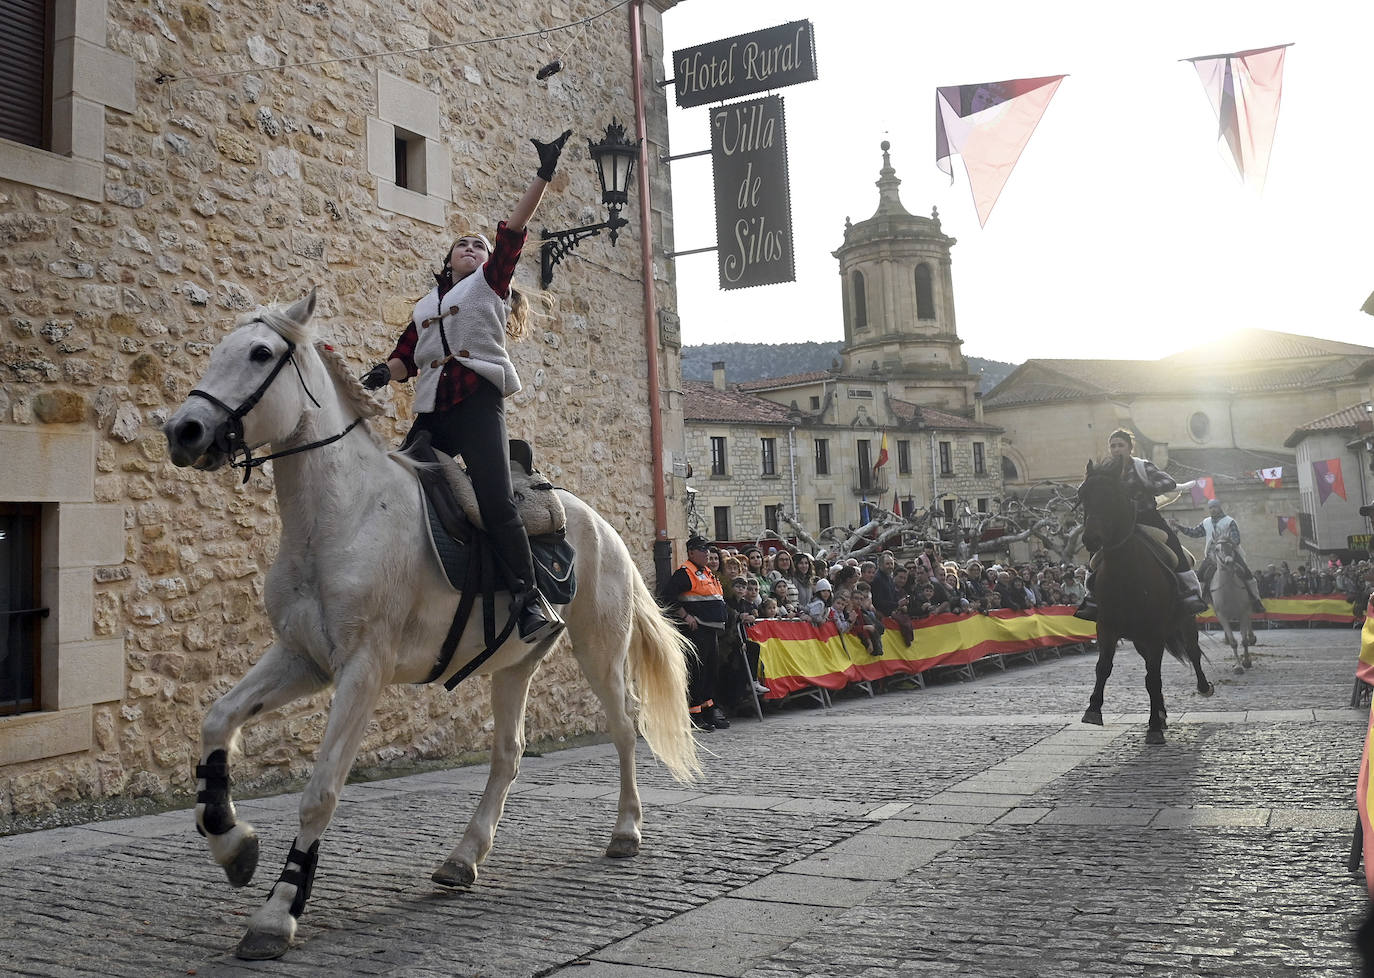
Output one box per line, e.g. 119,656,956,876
403,434,576,691
1089,525,1193,574
404,433,576,603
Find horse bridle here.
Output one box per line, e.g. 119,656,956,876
1078,476,1134,552
188,332,361,484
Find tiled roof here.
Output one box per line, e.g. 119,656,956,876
737,370,833,392
890,398,1001,432
984,329,1374,408
682,381,797,424
1160,329,1374,364
1163,447,1297,484
1283,401,1373,446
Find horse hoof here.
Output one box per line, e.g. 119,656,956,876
1198,682,1215,697
1145,729,1166,746
235,930,292,961
1081,709,1103,726
432,859,476,888
223,832,259,888
1232,664,1244,675
605,835,640,859
1243,655,1252,669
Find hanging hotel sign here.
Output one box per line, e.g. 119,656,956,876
711,95,794,290
673,20,818,109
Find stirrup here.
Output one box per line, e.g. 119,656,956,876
517,589,564,643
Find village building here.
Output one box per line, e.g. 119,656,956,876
983,332,1374,565
683,143,1003,547
0,0,688,820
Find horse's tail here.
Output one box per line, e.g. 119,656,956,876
627,578,702,783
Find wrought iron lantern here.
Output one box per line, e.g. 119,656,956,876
540,119,639,288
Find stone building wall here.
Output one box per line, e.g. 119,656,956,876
0,1,683,820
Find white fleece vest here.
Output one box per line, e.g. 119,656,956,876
410,269,520,413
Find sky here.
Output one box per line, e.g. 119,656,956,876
657,0,1374,364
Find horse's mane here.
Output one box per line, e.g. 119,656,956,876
237,298,389,453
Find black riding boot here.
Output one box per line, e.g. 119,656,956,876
1073,573,1098,622
489,517,564,643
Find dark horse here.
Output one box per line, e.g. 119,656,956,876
1078,457,1215,744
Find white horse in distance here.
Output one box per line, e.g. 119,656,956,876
163,290,699,960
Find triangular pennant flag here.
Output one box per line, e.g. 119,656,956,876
1185,44,1291,190
1313,458,1347,504
892,491,902,517
1190,476,1216,505
935,74,1066,226
1277,515,1298,536
1261,466,1283,488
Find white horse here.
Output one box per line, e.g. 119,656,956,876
163,290,699,960
1208,539,1254,674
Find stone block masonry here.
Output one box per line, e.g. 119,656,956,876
0,1,684,819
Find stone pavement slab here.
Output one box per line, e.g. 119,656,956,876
0,629,1367,977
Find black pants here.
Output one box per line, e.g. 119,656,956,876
403,379,535,587
682,624,720,710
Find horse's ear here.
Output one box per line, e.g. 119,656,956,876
283,287,317,328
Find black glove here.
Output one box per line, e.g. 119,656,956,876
361,363,391,390
533,129,573,182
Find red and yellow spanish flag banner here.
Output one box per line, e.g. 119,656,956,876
1356,596,1374,894
1198,594,1357,625
750,607,1096,698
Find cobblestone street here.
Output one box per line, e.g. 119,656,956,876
0,627,1367,977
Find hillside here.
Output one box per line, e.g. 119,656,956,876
682,341,1017,394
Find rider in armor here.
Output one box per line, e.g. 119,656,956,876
1172,498,1266,613
1074,428,1209,621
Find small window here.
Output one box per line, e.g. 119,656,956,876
764,505,780,533
1188,411,1210,441
393,128,428,193
809,395,820,410
818,503,833,531
973,442,985,475
761,437,777,476
900,497,914,518
939,441,953,476
710,436,728,476
851,270,868,328
897,440,911,475
1,502,44,716
943,499,957,520
815,438,829,476
976,498,989,513
713,507,730,542
915,263,936,320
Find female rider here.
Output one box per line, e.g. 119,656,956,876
361,130,572,644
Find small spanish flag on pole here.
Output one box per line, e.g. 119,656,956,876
1356,595,1374,893
874,432,889,473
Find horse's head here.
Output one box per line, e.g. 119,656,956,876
164,289,319,471
1214,538,1240,568
1077,456,1134,551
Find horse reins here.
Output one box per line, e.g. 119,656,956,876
188,331,362,484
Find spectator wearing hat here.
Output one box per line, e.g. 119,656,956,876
807,578,835,625
658,536,731,731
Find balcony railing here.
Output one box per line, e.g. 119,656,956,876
851,475,889,497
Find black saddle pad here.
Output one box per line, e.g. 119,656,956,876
423,493,576,605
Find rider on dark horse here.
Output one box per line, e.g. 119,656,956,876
1074,428,1209,621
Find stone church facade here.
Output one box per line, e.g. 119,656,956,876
0,1,688,820
684,143,1002,546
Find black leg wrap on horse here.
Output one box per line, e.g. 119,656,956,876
272,839,321,919
195,748,234,837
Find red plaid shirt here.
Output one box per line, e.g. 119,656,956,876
388,221,527,412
